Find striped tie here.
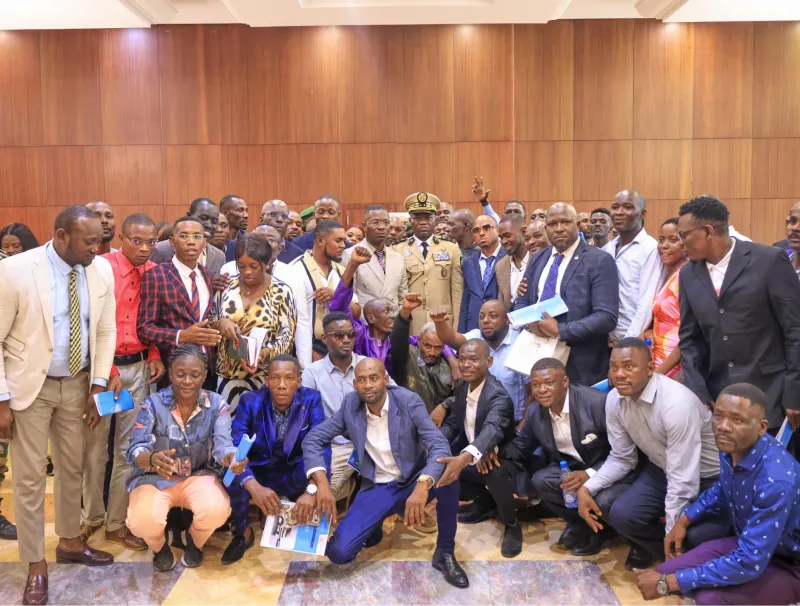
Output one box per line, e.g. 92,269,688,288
375,250,386,273
68,268,81,376
481,255,496,290
540,254,564,301
190,271,201,321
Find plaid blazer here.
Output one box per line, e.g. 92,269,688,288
137,261,213,363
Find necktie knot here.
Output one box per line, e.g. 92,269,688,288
189,270,197,281
375,250,386,272
420,241,429,259
481,255,496,290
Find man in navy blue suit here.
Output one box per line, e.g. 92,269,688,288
222,355,329,565
459,214,505,332
514,203,619,386
301,358,469,588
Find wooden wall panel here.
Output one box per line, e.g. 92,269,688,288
0,207,56,241
40,30,103,146
395,143,456,203
573,141,633,201
725,199,752,236
244,28,282,145
753,23,800,138
222,145,282,205
397,26,454,144
338,27,402,144
454,142,514,204
0,148,46,207
574,20,634,140
454,25,513,142
0,31,43,146
632,140,692,200
643,200,683,233
340,144,398,205
103,146,163,207
750,199,793,245
279,27,340,144
516,141,573,201
633,21,693,140
514,22,573,142
100,29,161,145
162,145,226,206
278,144,341,205
692,139,752,199
752,138,800,199
693,23,753,139
45,146,105,207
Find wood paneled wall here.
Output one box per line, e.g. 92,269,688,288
1,21,799,244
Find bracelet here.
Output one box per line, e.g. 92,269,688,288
148,452,154,469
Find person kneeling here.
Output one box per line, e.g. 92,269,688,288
437,339,520,557
637,384,800,605
126,344,245,571
301,358,469,588
222,355,329,564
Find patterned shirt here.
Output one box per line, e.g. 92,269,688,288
677,434,800,593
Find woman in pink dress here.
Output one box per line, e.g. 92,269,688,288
643,218,686,377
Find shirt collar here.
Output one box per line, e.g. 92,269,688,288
46,241,82,277
366,392,390,419
630,374,659,405
552,237,580,261
467,378,486,403
707,238,736,272
727,434,770,472
165,388,212,410
414,235,433,248
480,244,502,261
549,391,570,420
112,249,141,277
172,255,199,279
511,251,530,270
323,353,361,375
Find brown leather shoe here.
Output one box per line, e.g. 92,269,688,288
105,527,147,551
79,523,102,544
22,574,47,605
55,544,113,566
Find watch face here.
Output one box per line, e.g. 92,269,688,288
656,580,668,596
306,484,317,495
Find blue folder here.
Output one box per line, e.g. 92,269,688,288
224,433,255,487
93,389,134,417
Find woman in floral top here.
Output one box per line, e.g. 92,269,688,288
211,234,297,411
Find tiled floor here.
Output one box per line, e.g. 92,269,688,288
0,477,679,605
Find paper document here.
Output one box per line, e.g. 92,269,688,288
507,296,569,327
227,327,270,367
261,500,331,556
504,329,570,376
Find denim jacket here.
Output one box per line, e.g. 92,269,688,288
125,387,237,492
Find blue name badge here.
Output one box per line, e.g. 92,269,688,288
347,449,360,473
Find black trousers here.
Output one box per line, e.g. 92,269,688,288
459,462,518,525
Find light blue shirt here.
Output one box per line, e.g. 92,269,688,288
463,327,530,421
479,244,502,279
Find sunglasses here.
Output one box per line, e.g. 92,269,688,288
326,330,356,340
471,224,496,235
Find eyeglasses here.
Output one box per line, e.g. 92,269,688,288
127,237,158,248
263,211,289,220
366,219,390,227
677,225,707,241
175,232,205,242
471,224,496,235
326,330,356,340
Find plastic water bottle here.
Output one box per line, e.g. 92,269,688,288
560,460,577,509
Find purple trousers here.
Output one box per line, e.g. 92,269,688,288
657,536,800,605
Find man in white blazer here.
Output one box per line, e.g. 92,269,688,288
341,205,407,309
0,206,118,606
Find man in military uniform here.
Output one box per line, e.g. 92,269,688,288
393,193,463,334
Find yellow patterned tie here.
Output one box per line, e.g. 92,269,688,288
68,268,81,376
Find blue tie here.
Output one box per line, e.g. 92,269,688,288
540,253,564,301
481,256,496,290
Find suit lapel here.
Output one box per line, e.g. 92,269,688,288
693,261,718,300
475,378,493,432
560,240,586,296
387,393,403,466
165,262,194,312
354,401,368,474
718,244,750,300
567,387,586,460
32,249,54,344
538,404,559,459
528,248,551,305
85,264,100,354
281,395,306,458
260,398,277,459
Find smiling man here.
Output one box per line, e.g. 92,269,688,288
495,214,529,309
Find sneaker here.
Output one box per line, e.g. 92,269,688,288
181,533,204,568
153,542,176,572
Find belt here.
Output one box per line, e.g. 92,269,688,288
114,351,146,366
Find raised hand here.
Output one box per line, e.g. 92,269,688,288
401,293,423,318
472,176,491,202
350,247,372,265
429,306,450,324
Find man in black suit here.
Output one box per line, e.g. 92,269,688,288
514,203,619,386
678,195,800,435
772,200,800,250
436,340,518,557
500,358,618,557
259,199,304,264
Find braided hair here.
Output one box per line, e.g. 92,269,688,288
168,343,208,369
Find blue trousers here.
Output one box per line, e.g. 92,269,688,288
226,463,307,535
602,461,732,560
326,479,459,565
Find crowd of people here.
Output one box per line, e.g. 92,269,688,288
0,182,798,606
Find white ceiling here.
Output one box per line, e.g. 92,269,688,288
0,0,799,29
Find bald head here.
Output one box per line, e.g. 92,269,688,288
611,189,646,235
450,209,476,247
545,203,579,253
260,199,290,235
354,357,389,405
252,224,282,262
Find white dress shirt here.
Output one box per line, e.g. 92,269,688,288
509,252,530,303
414,235,434,258
365,393,402,483
479,244,502,279
602,229,661,341
290,256,342,368
537,237,581,299
706,238,736,293
462,379,486,463
172,256,210,318
549,393,596,477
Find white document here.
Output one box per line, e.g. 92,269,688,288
504,329,570,376
242,327,269,366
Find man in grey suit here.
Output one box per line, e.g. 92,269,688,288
500,358,615,557
301,358,469,588
341,205,407,308
150,198,226,278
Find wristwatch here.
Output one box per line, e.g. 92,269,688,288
656,574,669,597
417,474,434,489
305,483,318,496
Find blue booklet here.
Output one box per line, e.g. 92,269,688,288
507,296,569,327
592,379,611,393
777,417,794,449
224,433,255,487
93,389,134,417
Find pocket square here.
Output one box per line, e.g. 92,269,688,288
581,433,597,445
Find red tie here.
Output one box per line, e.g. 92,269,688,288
190,271,200,321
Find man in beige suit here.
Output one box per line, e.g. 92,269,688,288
341,204,407,308
0,206,118,605
393,193,463,334
496,214,530,309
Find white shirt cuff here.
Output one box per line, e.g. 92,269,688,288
306,466,327,478
175,330,182,345
462,445,482,464
585,467,597,478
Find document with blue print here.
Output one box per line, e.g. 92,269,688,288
261,500,331,556
507,296,569,327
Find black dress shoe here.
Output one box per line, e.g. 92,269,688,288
624,545,654,571
0,512,17,540
556,526,585,551
432,548,469,588
181,533,204,568
221,529,255,565
457,502,497,525
570,532,607,556
153,543,176,572
363,525,383,548
501,522,523,558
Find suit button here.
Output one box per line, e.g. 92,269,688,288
723,336,728,341
728,362,734,368
48,348,53,353
719,309,724,314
